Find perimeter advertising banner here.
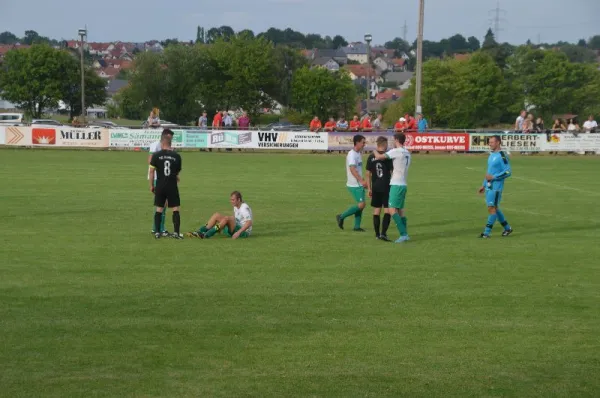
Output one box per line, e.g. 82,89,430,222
109,129,184,148
469,133,543,152
328,132,469,151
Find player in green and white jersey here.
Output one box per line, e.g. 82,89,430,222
336,134,368,232
372,133,411,243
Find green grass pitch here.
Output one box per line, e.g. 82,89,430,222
1,149,599,397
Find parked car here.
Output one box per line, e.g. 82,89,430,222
141,120,178,128
31,119,63,126
88,120,122,129
0,112,25,126
264,121,308,131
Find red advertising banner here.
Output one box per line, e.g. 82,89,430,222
404,132,469,151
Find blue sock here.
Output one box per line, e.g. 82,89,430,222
484,214,498,236
496,209,510,231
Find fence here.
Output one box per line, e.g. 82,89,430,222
1,126,599,153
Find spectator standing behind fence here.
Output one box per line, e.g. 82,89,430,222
394,117,407,132
567,118,580,132
404,114,417,131
212,111,223,129
198,111,208,128
237,112,250,130
583,115,597,133
372,114,383,131
552,118,566,131
223,112,233,128
310,116,322,132
361,115,373,132
349,116,361,132
337,117,348,131
417,113,428,132
324,117,337,132
515,110,526,131
534,117,545,133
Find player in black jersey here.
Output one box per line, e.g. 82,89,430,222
148,129,183,239
366,136,393,241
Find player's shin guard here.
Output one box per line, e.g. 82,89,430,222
172,211,180,234
154,212,162,234
382,213,391,235
205,225,219,238
341,205,360,220
354,209,363,229
484,214,498,236
496,209,511,231
373,215,381,236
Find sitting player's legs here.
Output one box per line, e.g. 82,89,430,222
203,215,234,238
389,185,409,242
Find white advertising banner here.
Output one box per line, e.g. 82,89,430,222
109,129,184,148
205,130,328,149
0,126,5,145
470,133,543,152
540,133,600,152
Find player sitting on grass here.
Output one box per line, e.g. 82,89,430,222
187,191,253,239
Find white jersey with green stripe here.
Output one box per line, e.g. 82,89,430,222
385,147,411,186
346,149,363,187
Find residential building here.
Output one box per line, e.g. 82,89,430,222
311,57,340,72
344,64,383,83
390,58,407,71
373,57,393,73
0,44,29,62
97,67,120,80
343,42,369,64
313,48,347,65
384,71,414,88
375,89,403,101
106,79,129,97
371,47,395,59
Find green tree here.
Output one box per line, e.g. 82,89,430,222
385,37,411,56
237,29,255,39
482,28,497,49
59,63,107,119
332,35,348,49
271,46,308,107
559,44,596,63
588,35,600,50
0,31,18,44
209,36,278,118
0,45,71,117
291,67,357,121
196,26,205,44
467,36,481,52
22,30,50,45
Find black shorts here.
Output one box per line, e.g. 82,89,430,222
154,185,180,208
371,190,389,208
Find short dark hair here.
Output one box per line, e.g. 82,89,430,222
230,191,242,201
353,134,366,145
162,128,174,137
376,136,388,146
394,133,406,145
490,135,502,144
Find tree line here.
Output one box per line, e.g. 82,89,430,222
385,30,600,128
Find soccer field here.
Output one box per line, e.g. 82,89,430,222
1,149,599,397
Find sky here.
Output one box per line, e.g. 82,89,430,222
1,0,598,46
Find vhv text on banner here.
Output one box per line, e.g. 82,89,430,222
254,131,328,150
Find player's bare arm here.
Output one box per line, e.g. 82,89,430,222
350,166,367,187
366,170,372,196
372,151,387,161
232,220,252,240
148,167,156,192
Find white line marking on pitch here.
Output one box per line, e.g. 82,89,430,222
465,167,600,196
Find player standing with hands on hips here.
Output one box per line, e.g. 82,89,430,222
478,135,513,238
148,129,183,239
336,135,368,232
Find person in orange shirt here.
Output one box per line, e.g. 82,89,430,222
405,113,417,131
349,115,361,132
324,117,337,131
361,114,373,132
212,111,223,129
309,116,322,132
394,117,407,132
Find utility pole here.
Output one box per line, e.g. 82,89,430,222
488,0,506,42
414,0,424,115
78,28,87,122
364,34,372,114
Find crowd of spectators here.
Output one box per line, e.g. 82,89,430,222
515,110,597,134
310,113,428,133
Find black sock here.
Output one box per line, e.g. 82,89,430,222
373,214,381,237
382,213,391,235
154,212,162,234
173,211,180,234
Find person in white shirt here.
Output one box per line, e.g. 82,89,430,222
514,110,526,131
583,115,597,133
223,112,233,128
198,111,208,128
372,133,412,243
336,134,368,232
187,191,253,239
148,129,174,235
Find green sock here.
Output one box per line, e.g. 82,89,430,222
401,216,408,235
354,209,363,229
393,213,407,236
198,225,209,233
160,210,167,232
204,225,219,238
341,205,360,220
